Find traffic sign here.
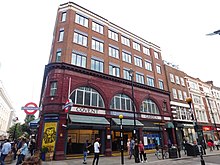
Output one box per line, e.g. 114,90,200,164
21,102,39,115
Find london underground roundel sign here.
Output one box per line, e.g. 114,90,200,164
21,102,39,115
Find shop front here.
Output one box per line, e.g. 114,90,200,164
66,114,110,155
110,117,144,151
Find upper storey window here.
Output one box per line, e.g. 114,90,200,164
73,31,88,47
71,51,86,68
61,12,66,22
58,28,64,42
121,36,130,47
92,38,104,53
108,30,118,41
180,77,185,86
109,46,119,59
136,73,144,84
50,81,57,96
170,73,175,83
145,61,152,71
143,47,150,55
134,56,142,67
91,58,104,73
140,99,159,114
56,49,62,62
75,13,88,28
175,76,180,84
133,42,141,51
70,87,104,108
122,51,131,63
110,94,133,111
109,65,120,77
189,81,199,90
92,21,104,34
156,65,161,74
154,51,159,59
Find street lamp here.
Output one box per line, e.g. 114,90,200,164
128,69,136,139
12,117,19,141
186,97,205,165
119,114,124,165
205,95,220,140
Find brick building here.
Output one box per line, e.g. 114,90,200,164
38,2,176,160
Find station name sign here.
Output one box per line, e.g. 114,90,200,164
71,107,106,115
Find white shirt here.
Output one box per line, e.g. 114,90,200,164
94,141,100,153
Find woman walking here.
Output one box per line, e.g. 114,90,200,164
16,138,28,165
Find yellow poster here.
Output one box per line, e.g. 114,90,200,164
42,122,57,152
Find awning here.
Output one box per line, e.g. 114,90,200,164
165,122,174,128
69,115,110,125
112,118,144,127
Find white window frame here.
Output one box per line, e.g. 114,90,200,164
92,21,104,34
121,36,130,47
172,88,178,99
122,51,131,63
73,32,88,47
133,42,141,51
108,30,118,41
134,56,143,67
75,13,88,27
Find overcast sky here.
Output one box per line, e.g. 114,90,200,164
1,0,220,122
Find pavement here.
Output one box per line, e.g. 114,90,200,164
9,149,220,165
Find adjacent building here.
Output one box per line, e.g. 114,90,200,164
0,80,15,140
38,2,176,160
164,62,195,147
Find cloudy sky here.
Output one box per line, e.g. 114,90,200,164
1,0,220,122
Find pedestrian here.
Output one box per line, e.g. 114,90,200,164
138,140,146,163
127,139,130,158
12,140,18,160
129,138,135,159
0,139,11,165
207,139,214,152
28,139,36,156
67,138,72,154
134,139,140,163
16,138,28,165
92,138,101,165
83,139,91,164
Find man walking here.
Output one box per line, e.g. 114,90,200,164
0,139,11,165
92,138,101,165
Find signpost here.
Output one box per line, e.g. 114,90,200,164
21,102,39,115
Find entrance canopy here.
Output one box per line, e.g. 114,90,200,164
69,115,110,125
165,122,174,128
112,118,144,127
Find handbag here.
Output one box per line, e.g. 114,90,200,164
17,149,21,155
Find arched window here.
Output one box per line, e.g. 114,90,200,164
70,87,104,108
140,99,159,114
110,94,134,111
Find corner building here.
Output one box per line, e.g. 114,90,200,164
38,2,176,160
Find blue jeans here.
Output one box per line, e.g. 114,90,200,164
83,151,87,162
16,154,25,165
0,154,7,165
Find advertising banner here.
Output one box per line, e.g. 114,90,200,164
42,122,57,152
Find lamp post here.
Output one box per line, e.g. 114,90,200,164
119,114,124,165
205,95,220,140
128,69,136,139
12,117,19,141
186,97,205,165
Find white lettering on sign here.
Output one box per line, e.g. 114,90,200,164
164,117,171,121
71,107,106,114
141,114,162,120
